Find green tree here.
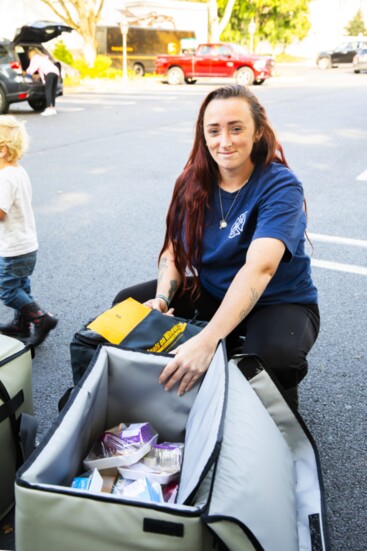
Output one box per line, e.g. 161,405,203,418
344,9,367,36
219,0,312,52
38,0,105,66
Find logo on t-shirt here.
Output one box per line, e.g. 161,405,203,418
229,211,247,239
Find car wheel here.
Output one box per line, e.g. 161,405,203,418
0,86,9,114
184,77,197,84
236,67,255,86
133,63,145,77
28,98,47,112
167,67,185,85
318,57,331,70
354,69,361,73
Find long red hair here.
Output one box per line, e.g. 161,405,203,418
160,84,289,296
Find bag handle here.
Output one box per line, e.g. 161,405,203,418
0,380,25,468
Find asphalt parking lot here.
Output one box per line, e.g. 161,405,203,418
0,62,366,550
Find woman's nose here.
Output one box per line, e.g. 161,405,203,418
220,132,232,147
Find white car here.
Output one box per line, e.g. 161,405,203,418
353,47,367,73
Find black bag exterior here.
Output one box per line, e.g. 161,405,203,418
70,309,207,385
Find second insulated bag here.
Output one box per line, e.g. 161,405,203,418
0,335,37,520
70,297,205,384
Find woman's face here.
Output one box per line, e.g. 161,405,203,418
203,97,261,176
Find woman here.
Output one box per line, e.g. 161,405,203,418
26,48,60,116
113,84,320,405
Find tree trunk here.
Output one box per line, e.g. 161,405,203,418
83,37,97,67
217,0,237,38
208,0,220,41
78,13,97,67
208,0,237,42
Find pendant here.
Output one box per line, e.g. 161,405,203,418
219,220,227,229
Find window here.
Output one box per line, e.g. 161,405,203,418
0,45,8,60
212,45,231,56
197,45,211,55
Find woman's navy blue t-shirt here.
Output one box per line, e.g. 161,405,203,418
198,162,318,305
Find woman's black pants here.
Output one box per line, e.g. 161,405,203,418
45,73,58,107
113,280,320,392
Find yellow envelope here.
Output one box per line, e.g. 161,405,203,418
87,297,150,344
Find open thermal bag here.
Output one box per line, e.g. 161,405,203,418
15,342,330,551
0,335,36,521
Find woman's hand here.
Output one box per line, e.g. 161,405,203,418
144,298,174,316
159,333,218,396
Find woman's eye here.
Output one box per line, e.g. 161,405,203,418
208,129,219,136
231,127,242,133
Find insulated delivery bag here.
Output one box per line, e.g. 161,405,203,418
15,343,330,551
0,335,36,521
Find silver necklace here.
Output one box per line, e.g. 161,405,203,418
218,180,248,229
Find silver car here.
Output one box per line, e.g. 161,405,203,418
353,47,367,73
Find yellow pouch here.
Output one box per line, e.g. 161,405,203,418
87,298,150,345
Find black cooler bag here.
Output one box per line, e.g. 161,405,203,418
70,297,205,384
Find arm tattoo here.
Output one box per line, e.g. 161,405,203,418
158,258,168,284
158,258,179,300
239,287,259,322
168,280,178,302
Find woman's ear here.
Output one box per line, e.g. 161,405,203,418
254,130,263,143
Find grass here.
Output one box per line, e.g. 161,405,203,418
274,53,309,63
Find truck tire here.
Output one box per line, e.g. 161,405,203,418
28,97,47,112
184,77,197,84
167,67,185,85
236,67,255,86
0,86,9,114
133,63,145,77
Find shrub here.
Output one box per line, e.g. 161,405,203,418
71,55,122,79
275,53,306,63
52,41,141,81
53,40,73,66
63,73,81,87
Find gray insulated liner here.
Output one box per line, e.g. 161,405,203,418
15,343,329,551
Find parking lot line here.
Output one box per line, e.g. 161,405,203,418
309,233,367,248
311,258,367,276
357,169,367,181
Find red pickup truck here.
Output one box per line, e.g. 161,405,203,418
155,43,275,86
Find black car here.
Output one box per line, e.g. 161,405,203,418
316,38,367,69
0,21,73,114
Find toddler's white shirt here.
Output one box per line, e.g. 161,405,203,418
0,165,38,257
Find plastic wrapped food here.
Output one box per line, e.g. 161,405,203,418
84,422,158,469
